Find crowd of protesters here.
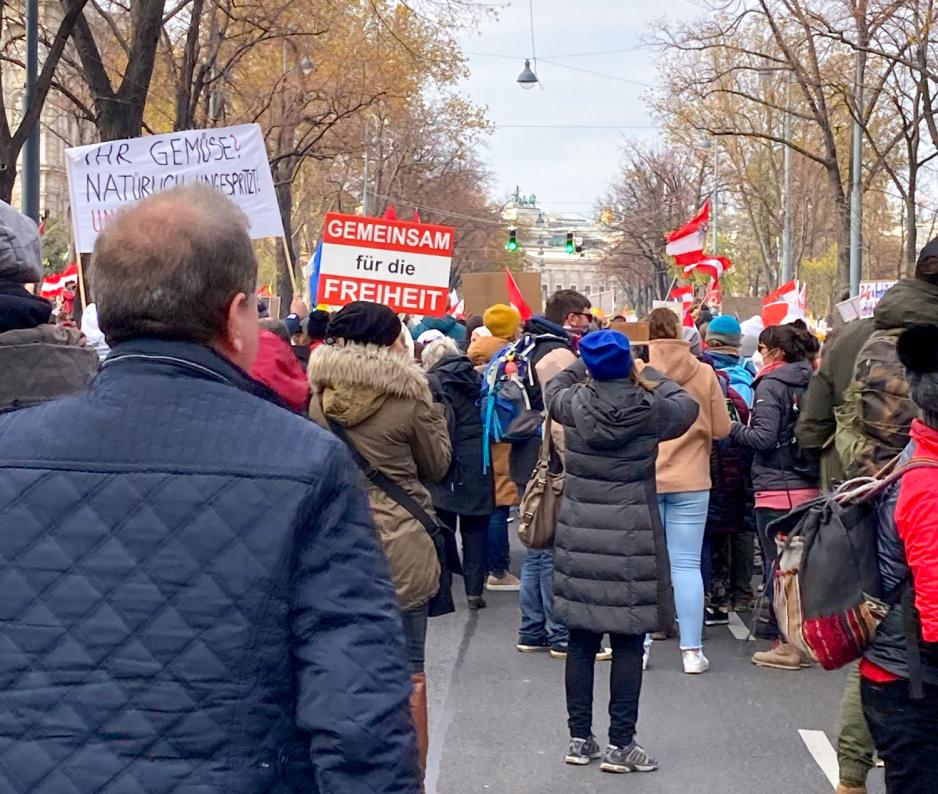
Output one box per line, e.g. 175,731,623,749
1,186,937,793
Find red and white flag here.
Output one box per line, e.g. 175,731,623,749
40,262,79,298
762,279,807,327
668,285,694,307
666,201,710,266
505,269,533,322
684,255,732,281
705,277,723,308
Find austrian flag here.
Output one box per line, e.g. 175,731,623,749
666,201,710,266
39,262,79,298
685,255,732,281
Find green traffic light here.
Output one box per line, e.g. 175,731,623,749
564,241,575,254
506,239,519,252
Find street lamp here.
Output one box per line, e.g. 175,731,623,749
517,59,539,89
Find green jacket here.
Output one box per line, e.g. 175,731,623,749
796,317,874,488
836,279,938,479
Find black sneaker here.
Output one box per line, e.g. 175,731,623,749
565,735,601,765
516,638,550,653
549,644,568,659
704,607,730,626
600,743,658,774
467,596,486,610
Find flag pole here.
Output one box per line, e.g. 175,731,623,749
75,245,87,311
280,236,298,295
663,275,678,301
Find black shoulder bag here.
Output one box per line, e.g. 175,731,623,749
327,420,462,618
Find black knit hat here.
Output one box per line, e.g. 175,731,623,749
916,236,938,284
327,301,401,347
305,309,330,341
898,324,938,429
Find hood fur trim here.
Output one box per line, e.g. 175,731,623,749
308,342,431,403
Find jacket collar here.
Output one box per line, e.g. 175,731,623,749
98,337,288,409
525,314,570,340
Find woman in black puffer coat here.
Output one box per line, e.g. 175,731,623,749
423,338,495,608
545,330,697,774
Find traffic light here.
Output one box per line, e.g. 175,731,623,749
565,231,575,254
506,227,519,252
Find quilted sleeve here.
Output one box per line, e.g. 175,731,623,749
292,441,421,793
730,379,784,452
896,472,938,643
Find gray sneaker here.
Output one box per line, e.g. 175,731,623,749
600,742,658,773
564,735,602,765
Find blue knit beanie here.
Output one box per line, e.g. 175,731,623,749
706,315,742,348
579,330,633,381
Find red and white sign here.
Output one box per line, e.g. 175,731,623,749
317,212,455,316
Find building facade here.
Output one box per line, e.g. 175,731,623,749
503,193,620,314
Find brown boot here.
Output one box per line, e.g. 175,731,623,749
410,672,429,776
752,641,810,670
834,785,867,794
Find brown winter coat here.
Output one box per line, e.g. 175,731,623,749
467,334,518,506
308,342,451,610
645,339,732,493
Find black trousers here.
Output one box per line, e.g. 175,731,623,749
437,509,490,599
565,629,645,748
755,508,786,639
862,677,938,793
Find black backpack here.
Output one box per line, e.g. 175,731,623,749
770,459,938,670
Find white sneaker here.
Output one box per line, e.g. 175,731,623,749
682,648,710,674
642,636,652,670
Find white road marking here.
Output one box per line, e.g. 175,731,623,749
799,729,839,787
727,610,755,641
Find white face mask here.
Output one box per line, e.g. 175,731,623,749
751,350,765,372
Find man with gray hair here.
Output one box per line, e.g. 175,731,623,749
0,185,422,793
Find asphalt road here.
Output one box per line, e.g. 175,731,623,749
424,533,887,794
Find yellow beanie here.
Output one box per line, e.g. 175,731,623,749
483,303,521,339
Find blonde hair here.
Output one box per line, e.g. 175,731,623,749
630,363,660,391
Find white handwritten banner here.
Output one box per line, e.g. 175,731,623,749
65,123,284,252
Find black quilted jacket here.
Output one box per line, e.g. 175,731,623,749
545,360,698,636
0,339,421,793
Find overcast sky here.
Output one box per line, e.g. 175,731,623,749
457,1,700,214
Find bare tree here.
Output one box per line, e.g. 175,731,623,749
0,0,88,201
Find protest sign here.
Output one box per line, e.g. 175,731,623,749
65,124,284,253
316,213,455,316
722,296,763,321
858,280,896,318
652,300,684,319
462,271,542,318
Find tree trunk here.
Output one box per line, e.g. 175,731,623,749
274,165,295,311
905,188,918,278
0,144,17,203
826,166,852,300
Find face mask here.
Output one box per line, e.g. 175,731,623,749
751,350,765,372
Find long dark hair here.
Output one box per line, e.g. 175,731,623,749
759,320,819,363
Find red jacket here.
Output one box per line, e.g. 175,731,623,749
250,330,310,413
896,419,938,642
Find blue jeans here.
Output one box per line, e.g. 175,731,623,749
518,549,568,646
488,506,511,577
657,490,710,650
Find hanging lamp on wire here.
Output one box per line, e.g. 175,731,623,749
517,0,541,89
